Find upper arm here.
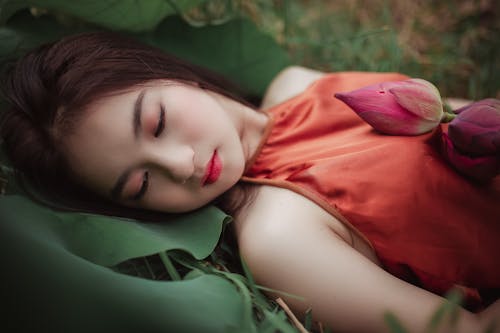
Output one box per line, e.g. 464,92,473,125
260,66,325,109
236,187,480,333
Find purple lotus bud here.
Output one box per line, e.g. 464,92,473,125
441,132,500,182
448,99,500,155
335,78,444,135
453,98,500,114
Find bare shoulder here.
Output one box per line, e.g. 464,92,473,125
232,185,484,332
260,66,325,109
233,185,352,252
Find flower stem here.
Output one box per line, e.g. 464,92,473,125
441,112,456,123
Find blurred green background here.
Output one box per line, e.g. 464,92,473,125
244,0,499,100
1,0,499,101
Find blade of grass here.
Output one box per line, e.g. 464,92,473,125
143,256,156,279
426,289,463,332
384,312,410,333
159,251,181,281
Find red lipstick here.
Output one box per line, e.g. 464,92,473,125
202,151,222,186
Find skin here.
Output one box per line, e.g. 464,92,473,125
64,80,268,212
65,66,499,332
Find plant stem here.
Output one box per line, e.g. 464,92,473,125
159,252,181,281
441,112,456,123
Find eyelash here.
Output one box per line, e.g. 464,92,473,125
131,106,163,201
153,106,165,137
132,171,149,201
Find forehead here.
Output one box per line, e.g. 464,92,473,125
63,87,141,194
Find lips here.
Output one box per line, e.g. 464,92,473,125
202,150,222,186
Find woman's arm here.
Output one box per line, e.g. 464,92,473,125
261,66,325,109
235,186,496,333
444,98,472,110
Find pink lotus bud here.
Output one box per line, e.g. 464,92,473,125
335,78,444,135
448,98,500,155
441,132,500,182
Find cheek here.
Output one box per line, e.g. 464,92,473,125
148,187,204,213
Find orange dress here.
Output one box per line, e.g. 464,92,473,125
242,72,500,310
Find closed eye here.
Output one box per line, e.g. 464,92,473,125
154,106,165,137
131,171,149,201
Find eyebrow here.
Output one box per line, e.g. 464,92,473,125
133,89,146,139
110,89,146,199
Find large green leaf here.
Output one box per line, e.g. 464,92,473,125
0,0,206,31
140,15,290,97
0,199,250,333
0,195,228,265
60,207,231,265
0,10,289,97
0,10,83,65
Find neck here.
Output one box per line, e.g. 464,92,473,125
239,105,269,167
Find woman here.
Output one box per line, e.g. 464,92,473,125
1,32,499,333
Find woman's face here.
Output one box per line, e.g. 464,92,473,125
64,81,248,213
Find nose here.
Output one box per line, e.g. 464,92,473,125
149,144,195,184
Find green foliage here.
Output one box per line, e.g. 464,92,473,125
0,193,300,332
0,4,290,97
0,196,245,333
1,195,230,265
384,312,409,333
425,289,463,332
0,1,293,332
0,0,206,31
248,0,499,100
141,15,290,97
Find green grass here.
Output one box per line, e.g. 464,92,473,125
241,0,499,100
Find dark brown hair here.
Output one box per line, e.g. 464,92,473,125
0,32,254,220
